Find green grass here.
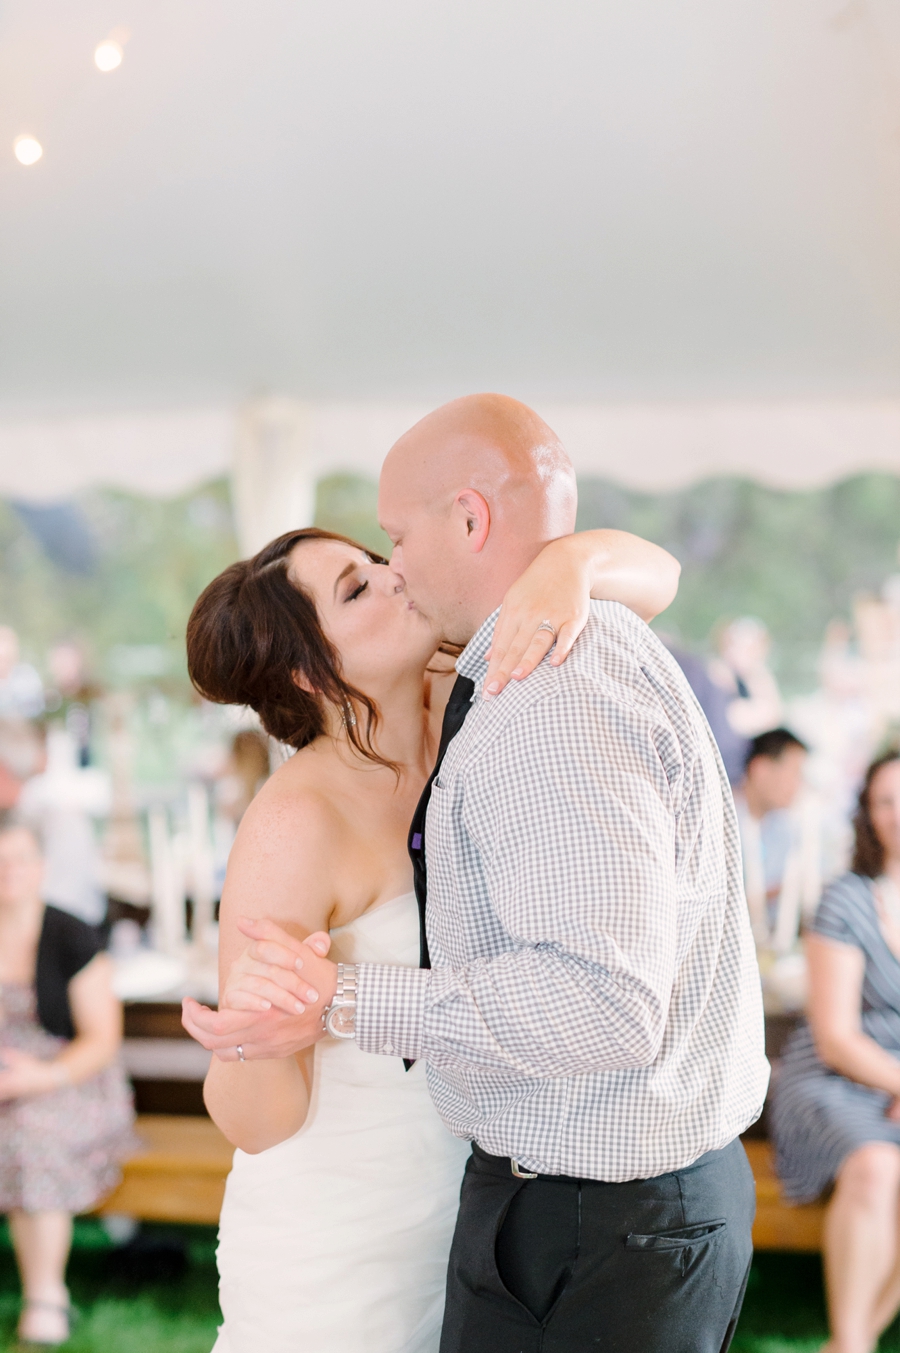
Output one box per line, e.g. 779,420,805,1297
0,1219,220,1352
732,1253,828,1352
733,1251,900,1352
0,1223,898,1351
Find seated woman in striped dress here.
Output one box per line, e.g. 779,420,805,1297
771,751,900,1353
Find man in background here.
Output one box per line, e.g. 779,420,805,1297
735,728,820,1013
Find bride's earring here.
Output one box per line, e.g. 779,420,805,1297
341,703,357,729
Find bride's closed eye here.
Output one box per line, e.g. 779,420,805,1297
345,580,369,602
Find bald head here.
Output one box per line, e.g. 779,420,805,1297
379,394,577,644
385,394,575,525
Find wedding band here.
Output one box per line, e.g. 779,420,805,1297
236,1045,245,1062
536,620,557,638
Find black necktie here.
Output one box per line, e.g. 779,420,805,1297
408,673,475,970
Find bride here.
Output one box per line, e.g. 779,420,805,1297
183,524,679,1353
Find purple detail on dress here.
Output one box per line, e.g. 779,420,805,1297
411,833,423,850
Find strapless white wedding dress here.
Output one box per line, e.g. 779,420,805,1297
212,893,470,1353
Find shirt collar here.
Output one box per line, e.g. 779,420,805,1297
456,607,501,684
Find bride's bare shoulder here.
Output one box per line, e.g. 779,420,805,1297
220,749,342,936
229,749,342,871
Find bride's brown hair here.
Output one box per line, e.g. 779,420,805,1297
187,527,393,768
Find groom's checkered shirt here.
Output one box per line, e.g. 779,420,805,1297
356,602,768,1181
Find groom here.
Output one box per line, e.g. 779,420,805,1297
186,394,768,1352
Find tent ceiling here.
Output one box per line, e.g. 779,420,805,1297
1,0,899,420
3,401,900,510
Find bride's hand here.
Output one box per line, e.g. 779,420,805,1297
222,923,332,1016
182,921,336,1061
484,529,680,699
483,537,590,701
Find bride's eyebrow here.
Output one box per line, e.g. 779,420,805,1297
332,561,358,600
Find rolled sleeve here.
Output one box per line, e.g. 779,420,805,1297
355,962,430,1060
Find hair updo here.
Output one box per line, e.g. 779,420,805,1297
187,527,390,767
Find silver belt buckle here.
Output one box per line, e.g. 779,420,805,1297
510,1159,538,1179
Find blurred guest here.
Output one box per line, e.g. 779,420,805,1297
215,728,271,826
0,821,135,1346
854,592,900,762
18,725,112,924
211,728,272,898
0,626,44,721
0,757,24,812
789,619,872,883
736,729,821,1013
709,616,783,738
46,640,101,768
667,645,749,783
0,719,46,815
46,641,86,703
771,752,900,1353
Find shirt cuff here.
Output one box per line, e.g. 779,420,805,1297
355,963,429,1060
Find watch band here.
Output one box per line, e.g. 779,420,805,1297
324,963,358,1039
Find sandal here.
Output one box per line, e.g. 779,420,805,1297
16,1298,73,1347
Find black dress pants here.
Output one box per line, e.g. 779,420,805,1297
439,1137,755,1353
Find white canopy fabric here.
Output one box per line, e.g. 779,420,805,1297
1,2,899,417
0,409,233,501
3,399,900,555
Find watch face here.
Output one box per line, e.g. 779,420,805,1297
326,1005,356,1037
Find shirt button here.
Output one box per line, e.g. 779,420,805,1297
382,1042,394,1055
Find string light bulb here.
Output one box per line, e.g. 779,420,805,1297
13,136,42,166
94,39,123,72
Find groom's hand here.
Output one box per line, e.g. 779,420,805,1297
225,918,335,1016
181,918,339,1061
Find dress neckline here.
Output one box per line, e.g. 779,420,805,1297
329,891,416,935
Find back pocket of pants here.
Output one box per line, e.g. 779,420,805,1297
624,1219,727,1279
625,1219,726,1250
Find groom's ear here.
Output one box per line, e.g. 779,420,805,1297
454,490,491,554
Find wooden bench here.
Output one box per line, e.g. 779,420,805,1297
94,1115,234,1225
745,1139,825,1251
92,1118,826,1247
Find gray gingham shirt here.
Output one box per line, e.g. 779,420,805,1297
356,602,768,1180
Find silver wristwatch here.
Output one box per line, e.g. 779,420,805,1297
324,964,358,1039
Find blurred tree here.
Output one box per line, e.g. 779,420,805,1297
577,473,900,691
313,470,900,693
314,474,393,557
1,471,898,700
0,480,238,687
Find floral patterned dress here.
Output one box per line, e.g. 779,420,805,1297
0,983,137,1213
